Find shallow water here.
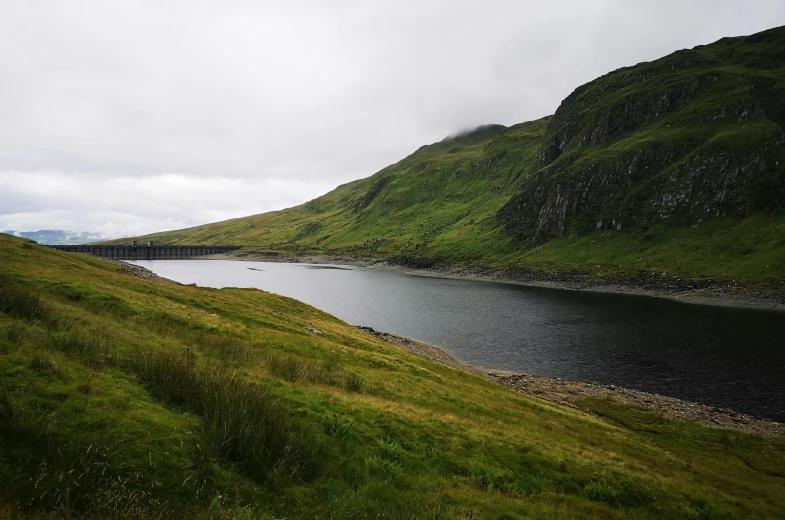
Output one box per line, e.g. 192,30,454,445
131,259,785,421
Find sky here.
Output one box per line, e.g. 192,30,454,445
1,1,783,238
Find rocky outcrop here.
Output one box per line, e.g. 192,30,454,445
116,261,180,284
499,26,785,243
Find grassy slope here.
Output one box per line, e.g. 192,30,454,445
511,214,785,289
109,120,547,263
499,26,785,244
2,233,784,519
115,138,785,288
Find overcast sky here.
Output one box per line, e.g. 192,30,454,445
1,1,783,238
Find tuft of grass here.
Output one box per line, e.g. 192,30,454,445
376,437,406,462
683,497,737,520
470,463,512,492
265,354,339,386
133,349,321,481
0,387,57,444
323,413,351,439
201,371,322,481
583,480,618,505
513,473,553,496
266,354,311,382
0,318,27,344
47,326,113,367
343,372,365,393
364,455,401,479
0,274,52,322
213,339,255,366
133,349,202,409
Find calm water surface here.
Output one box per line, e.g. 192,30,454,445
131,259,785,421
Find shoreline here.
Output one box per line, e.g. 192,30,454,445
203,251,785,312
356,327,784,438
117,257,783,437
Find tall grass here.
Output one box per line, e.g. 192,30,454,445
0,317,27,345
132,350,321,481
0,387,57,444
142,314,256,366
0,274,52,322
210,338,255,366
47,326,114,367
264,354,378,395
0,388,162,519
265,354,336,385
133,349,201,409
201,370,319,480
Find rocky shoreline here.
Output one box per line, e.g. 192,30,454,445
210,251,785,312
110,259,182,284
356,327,784,438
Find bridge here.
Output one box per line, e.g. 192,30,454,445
47,243,240,260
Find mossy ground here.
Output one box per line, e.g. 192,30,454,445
1,233,784,519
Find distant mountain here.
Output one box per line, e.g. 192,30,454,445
2,230,106,245
111,26,785,286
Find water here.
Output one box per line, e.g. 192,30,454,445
131,259,785,421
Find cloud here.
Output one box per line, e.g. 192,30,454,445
0,170,331,237
0,1,783,235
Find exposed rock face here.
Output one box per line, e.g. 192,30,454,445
499,26,785,243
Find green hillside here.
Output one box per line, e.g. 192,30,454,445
499,26,785,241
110,119,549,264
112,26,785,288
2,233,785,519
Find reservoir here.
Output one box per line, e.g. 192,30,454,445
131,259,785,421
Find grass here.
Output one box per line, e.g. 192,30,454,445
104,119,548,263
1,234,785,518
509,214,785,287
0,273,52,322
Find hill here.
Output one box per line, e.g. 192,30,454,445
112,26,785,289
109,119,549,264
2,233,784,518
2,230,106,246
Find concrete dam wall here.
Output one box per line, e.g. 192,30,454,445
48,244,240,260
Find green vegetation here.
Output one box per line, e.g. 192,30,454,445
509,214,785,288
2,233,785,518
499,26,785,245
109,119,549,266
112,27,785,290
